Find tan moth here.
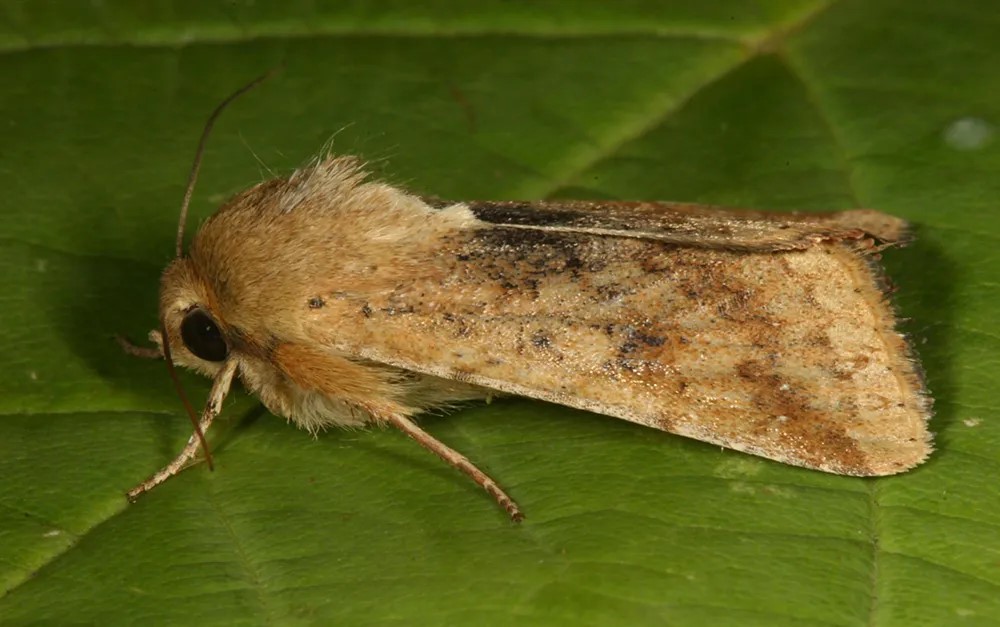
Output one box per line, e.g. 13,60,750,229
123,77,933,521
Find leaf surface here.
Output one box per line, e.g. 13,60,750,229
1,1,998,625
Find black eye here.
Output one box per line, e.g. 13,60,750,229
180,309,228,362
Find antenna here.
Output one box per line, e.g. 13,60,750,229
175,68,279,257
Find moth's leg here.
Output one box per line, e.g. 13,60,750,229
126,417,209,501
376,410,524,522
115,329,164,360
127,359,238,500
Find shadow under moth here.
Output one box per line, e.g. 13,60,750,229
123,80,932,522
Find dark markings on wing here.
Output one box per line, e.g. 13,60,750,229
424,198,910,250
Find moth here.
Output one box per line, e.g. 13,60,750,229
123,79,932,521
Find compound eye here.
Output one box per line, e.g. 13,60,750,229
180,309,228,362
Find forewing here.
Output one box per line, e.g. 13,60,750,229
305,206,930,477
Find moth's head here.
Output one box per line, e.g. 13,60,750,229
157,257,235,379
150,69,279,380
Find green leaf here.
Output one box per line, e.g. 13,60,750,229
2,1,998,625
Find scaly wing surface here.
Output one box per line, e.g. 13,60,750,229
309,201,931,476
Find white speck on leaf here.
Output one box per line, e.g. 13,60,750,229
43,530,61,538
963,417,981,427
943,117,994,151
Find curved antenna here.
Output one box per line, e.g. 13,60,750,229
175,68,279,257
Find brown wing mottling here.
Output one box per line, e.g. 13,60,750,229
307,224,931,476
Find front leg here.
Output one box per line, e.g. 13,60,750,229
116,329,164,360
127,359,238,500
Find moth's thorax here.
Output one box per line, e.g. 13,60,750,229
184,156,479,342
